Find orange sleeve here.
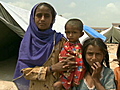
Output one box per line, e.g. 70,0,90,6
114,67,118,80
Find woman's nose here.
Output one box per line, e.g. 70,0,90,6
41,15,45,20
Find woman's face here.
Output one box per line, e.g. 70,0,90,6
34,5,53,31
85,45,104,66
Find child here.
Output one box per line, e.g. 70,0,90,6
53,19,86,90
73,38,116,90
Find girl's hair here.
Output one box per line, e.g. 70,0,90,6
82,38,110,72
65,19,83,32
35,2,57,27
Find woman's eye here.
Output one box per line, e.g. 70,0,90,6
65,32,70,34
36,14,42,18
44,14,50,18
35,14,50,18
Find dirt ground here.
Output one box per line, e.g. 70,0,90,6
0,43,119,81
0,56,17,81
0,43,119,90
107,43,119,70
0,56,18,90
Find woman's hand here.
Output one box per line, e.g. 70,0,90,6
52,56,77,72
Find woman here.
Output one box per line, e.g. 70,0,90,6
73,38,116,90
13,2,77,90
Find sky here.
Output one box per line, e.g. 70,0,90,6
1,0,120,27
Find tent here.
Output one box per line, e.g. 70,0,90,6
100,26,120,43
0,1,106,61
0,1,26,60
0,1,107,81
83,25,106,41
54,19,106,43
0,1,71,61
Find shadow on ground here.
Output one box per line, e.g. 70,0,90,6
0,56,17,81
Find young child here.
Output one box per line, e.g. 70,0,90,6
53,19,86,90
73,38,116,90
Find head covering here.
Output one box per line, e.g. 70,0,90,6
13,3,64,90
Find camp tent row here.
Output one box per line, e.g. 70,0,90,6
100,26,120,43
0,1,26,60
0,1,106,61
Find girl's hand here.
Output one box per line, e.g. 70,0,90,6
91,62,106,90
91,62,102,80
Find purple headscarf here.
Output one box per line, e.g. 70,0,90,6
13,3,64,90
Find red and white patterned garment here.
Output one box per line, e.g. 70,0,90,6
59,41,86,90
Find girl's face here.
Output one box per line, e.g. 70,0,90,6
85,45,104,66
35,5,53,31
65,25,83,43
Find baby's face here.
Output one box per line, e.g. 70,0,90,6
65,25,83,43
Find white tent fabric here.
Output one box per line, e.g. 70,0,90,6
0,1,70,33
0,1,29,31
0,1,106,44
100,25,113,35
0,1,68,36
0,1,88,43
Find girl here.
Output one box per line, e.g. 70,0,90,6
73,38,116,90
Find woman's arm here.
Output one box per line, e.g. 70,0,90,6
22,56,77,81
21,66,48,81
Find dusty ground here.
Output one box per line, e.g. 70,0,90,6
0,56,18,90
0,44,119,80
106,43,119,70
0,56,17,81
0,43,119,89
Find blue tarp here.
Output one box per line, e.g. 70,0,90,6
84,25,106,41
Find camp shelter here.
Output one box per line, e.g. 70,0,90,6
0,1,107,60
54,18,106,43
0,1,106,81
0,1,75,81
0,1,29,61
100,26,120,43
83,25,106,41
